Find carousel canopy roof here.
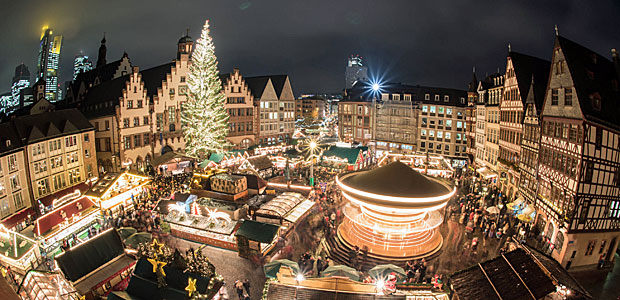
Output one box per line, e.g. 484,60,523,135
341,161,451,198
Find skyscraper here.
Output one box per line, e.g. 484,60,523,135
345,55,368,89
11,63,30,108
36,26,63,102
73,55,93,80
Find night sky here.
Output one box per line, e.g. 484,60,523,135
1,0,620,95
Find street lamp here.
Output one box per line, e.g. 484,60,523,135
369,81,382,164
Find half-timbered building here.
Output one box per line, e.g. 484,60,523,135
498,50,550,199
518,73,549,209
537,35,620,269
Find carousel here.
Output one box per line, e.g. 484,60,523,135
336,161,455,260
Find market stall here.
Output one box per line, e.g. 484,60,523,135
254,192,314,232
18,270,78,300
150,152,196,176
85,171,150,215
164,200,238,251
34,196,101,258
0,225,41,274
235,219,280,258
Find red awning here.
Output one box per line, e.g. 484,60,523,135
1,207,35,230
38,183,91,207
35,197,96,236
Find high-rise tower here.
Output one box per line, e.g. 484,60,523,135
36,26,63,102
73,54,93,79
11,63,30,108
345,55,368,89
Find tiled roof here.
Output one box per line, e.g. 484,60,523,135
140,62,175,98
0,122,23,155
10,109,93,144
81,75,129,118
508,51,551,107
244,76,271,99
244,75,289,99
557,35,620,131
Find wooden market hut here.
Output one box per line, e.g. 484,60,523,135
235,220,280,258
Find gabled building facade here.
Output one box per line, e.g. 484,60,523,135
536,35,620,269
245,75,295,145
498,51,550,199
220,69,256,148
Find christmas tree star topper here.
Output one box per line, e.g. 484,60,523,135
185,277,197,297
181,19,230,158
151,238,164,254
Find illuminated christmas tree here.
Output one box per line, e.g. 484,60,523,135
182,19,230,158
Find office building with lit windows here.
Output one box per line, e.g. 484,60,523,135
11,63,30,111
36,27,63,102
73,55,93,80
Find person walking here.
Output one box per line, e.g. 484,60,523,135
242,279,251,297
235,280,244,300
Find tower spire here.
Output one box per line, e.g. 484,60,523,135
508,42,512,53
554,24,559,36
97,33,107,68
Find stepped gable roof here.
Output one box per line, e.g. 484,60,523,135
11,109,93,144
81,74,129,118
218,73,230,85
341,161,451,198
55,228,125,282
140,62,175,98
243,76,271,99
557,35,620,131
508,51,551,106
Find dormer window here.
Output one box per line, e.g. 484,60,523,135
5,140,10,147
589,92,601,111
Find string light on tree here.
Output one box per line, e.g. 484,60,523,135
181,19,230,158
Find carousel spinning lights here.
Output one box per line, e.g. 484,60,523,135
336,162,454,258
